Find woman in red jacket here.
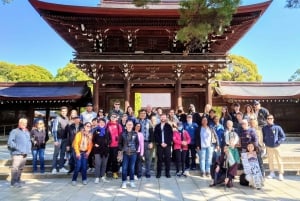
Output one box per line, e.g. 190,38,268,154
173,122,191,177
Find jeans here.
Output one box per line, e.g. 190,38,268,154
32,148,45,173
72,152,88,181
11,155,27,185
52,139,67,170
198,146,214,173
122,153,137,181
144,142,152,176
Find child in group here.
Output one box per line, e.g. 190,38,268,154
241,142,264,189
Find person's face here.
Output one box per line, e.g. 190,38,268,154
267,116,274,124
127,107,133,113
226,121,233,129
187,116,192,123
139,111,146,119
146,105,152,112
74,118,80,124
70,110,78,118
84,123,91,132
213,117,219,123
247,144,254,152
126,121,134,131
151,116,157,124
110,115,117,122
122,116,128,121
241,121,248,129
37,121,44,129
19,120,28,130
61,109,68,117
201,118,208,126
234,105,240,112
86,105,93,112
99,120,105,127
157,108,162,115
246,106,251,112
160,114,167,123
222,107,227,113
169,110,175,116
135,124,141,132
114,102,120,109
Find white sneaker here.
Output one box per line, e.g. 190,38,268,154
101,177,109,183
121,182,127,189
130,181,136,188
71,181,76,186
51,169,57,174
134,175,139,180
278,174,284,181
59,167,68,173
82,180,87,185
94,178,99,184
267,172,275,179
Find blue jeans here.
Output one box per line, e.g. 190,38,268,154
122,153,137,181
72,152,88,181
198,146,214,173
32,149,45,173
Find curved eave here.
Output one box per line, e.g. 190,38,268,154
30,0,271,17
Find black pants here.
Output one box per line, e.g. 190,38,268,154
185,144,196,169
156,145,171,176
88,149,94,168
107,147,119,173
174,149,187,173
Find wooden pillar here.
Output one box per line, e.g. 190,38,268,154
125,78,131,109
175,78,182,109
93,80,99,112
206,81,212,106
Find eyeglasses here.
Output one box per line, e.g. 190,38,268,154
267,118,274,120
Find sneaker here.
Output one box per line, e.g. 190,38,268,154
94,178,99,184
130,181,136,188
278,174,284,181
267,172,275,179
182,171,187,177
82,180,87,185
10,183,21,188
121,182,127,189
113,172,119,179
206,172,210,177
176,172,181,177
72,181,76,186
51,169,57,174
101,177,109,183
59,167,68,173
134,175,139,181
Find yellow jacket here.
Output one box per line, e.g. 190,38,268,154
72,131,93,157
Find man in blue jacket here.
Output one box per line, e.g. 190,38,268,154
262,114,286,181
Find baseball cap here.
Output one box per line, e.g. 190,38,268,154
253,100,260,105
86,102,93,106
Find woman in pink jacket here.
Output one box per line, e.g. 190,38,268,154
173,122,191,177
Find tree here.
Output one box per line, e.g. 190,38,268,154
286,0,300,8
3,63,54,82
288,69,300,81
177,0,240,53
54,63,91,82
215,54,262,81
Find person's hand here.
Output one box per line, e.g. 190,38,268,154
54,141,60,146
85,153,89,159
95,144,99,147
161,143,167,148
34,141,37,145
182,141,187,146
224,177,229,185
215,165,220,173
66,146,70,151
76,154,80,159
148,143,153,149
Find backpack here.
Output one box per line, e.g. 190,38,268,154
239,173,249,186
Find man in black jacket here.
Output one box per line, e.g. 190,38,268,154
154,114,173,178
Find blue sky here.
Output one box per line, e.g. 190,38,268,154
0,0,299,82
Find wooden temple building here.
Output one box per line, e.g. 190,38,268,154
29,0,272,112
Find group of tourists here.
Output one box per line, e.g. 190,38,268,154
7,100,286,190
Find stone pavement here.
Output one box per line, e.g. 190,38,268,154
0,173,300,201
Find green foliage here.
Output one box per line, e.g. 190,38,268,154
178,0,240,52
215,55,262,81
288,69,300,81
134,93,142,117
286,0,300,8
54,63,91,82
0,61,54,82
